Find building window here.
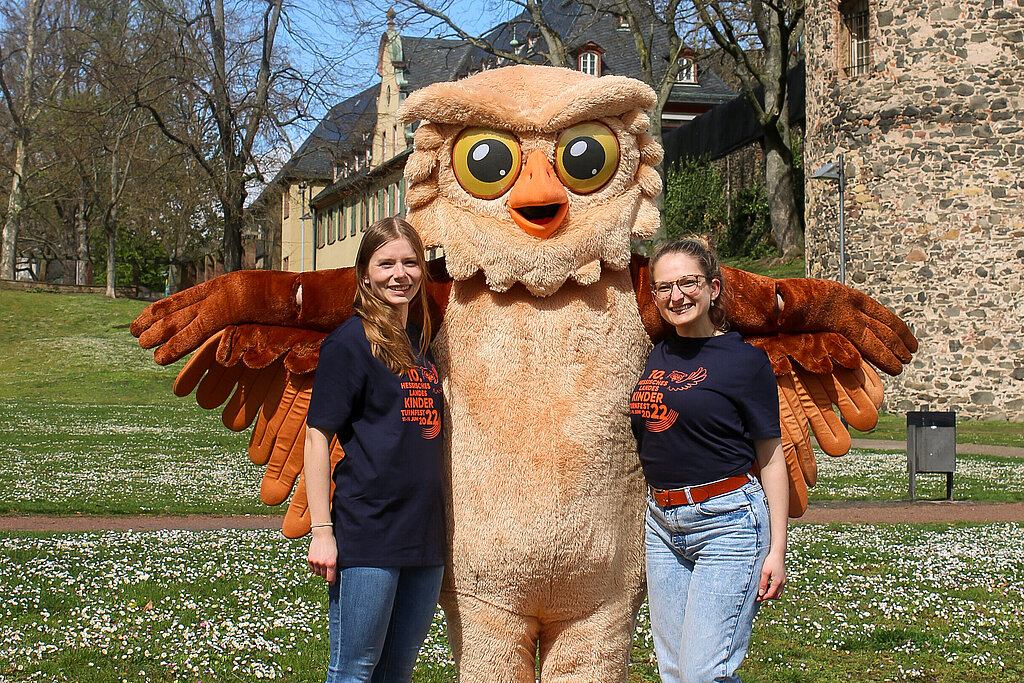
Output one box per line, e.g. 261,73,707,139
617,15,629,30
282,186,290,219
842,0,870,77
677,58,696,84
579,51,600,76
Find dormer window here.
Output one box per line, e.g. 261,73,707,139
618,15,629,30
677,57,696,84
579,51,600,76
574,43,604,77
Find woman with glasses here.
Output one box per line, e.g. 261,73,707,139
304,216,445,682
630,237,789,683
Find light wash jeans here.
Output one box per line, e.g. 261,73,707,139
645,478,770,683
326,565,444,683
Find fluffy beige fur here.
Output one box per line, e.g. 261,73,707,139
398,65,658,680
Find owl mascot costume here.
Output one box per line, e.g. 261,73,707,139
133,66,917,681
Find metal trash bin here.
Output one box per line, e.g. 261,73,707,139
907,411,956,501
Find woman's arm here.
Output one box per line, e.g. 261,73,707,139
755,437,788,601
305,426,337,584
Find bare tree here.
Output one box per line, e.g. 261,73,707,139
692,0,804,259
0,0,61,279
132,0,296,273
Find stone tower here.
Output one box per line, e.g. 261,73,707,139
804,0,1024,420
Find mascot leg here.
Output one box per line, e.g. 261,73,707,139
442,590,539,683
537,594,640,682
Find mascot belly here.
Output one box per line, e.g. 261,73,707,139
434,271,649,678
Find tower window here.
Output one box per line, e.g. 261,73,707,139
842,0,870,77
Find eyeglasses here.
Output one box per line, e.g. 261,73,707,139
651,275,706,299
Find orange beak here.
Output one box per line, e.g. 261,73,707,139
507,149,569,239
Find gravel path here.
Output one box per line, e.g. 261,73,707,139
3,500,1024,532
3,440,1022,533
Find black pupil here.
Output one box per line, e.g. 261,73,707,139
562,136,605,180
467,140,513,183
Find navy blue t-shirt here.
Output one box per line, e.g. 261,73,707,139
306,317,445,567
630,331,780,490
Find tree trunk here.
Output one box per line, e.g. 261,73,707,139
0,139,27,279
75,191,89,285
106,220,116,297
222,187,244,272
0,0,42,280
167,261,180,295
763,129,803,259
106,148,119,298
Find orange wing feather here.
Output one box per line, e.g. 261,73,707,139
168,324,339,537
748,331,886,517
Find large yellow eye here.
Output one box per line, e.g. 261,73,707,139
555,121,619,194
452,127,522,199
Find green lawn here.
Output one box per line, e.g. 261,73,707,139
2,291,1023,682
2,524,1021,682
722,255,807,279
0,289,1021,517
0,289,179,404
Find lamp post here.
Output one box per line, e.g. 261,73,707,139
810,153,846,285
298,181,308,272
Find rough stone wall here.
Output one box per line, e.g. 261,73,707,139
805,0,1024,421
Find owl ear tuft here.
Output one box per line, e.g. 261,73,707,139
413,123,445,151
620,110,651,135
406,150,438,184
636,165,662,199
638,132,664,167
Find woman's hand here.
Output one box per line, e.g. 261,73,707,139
308,527,337,584
757,550,786,601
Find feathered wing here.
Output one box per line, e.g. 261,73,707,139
170,325,343,538
631,256,916,518
744,333,885,517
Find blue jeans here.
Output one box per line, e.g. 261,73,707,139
645,478,770,683
326,565,444,683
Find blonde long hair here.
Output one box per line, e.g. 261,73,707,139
352,217,432,375
649,235,729,332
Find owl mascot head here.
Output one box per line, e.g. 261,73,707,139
400,64,663,294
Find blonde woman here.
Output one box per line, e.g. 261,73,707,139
631,237,789,683
305,217,444,682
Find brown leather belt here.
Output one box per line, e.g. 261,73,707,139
649,475,750,507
